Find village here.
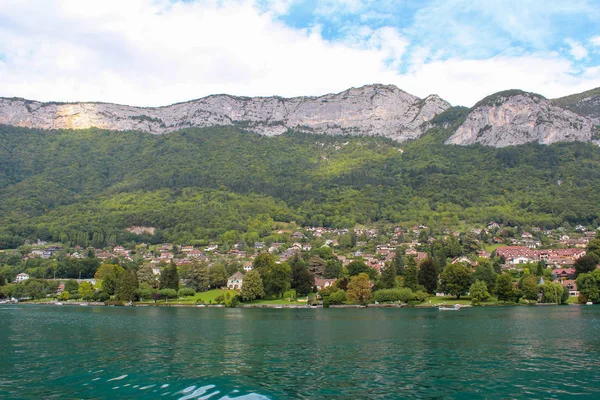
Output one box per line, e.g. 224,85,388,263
2,221,599,306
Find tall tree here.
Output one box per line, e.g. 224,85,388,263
290,257,314,296
240,270,264,301
159,263,180,290
380,263,397,289
472,260,498,294
208,263,229,289
496,273,517,302
264,263,292,298
184,261,210,292
137,264,158,288
418,258,438,294
439,263,472,299
346,273,372,304
575,253,600,277
403,257,418,291
115,269,138,302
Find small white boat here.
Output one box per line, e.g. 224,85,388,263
439,304,461,311
55,302,63,306
586,301,593,305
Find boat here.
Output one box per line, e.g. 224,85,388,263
586,301,593,305
55,302,63,305
439,304,461,311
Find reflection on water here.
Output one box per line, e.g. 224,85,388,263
2,305,600,399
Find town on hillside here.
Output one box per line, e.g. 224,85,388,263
1,222,600,307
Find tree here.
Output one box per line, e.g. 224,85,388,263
137,264,158,288
380,263,397,289
469,280,490,305
418,258,438,294
346,273,372,304
327,290,346,305
95,264,124,295
184,261,210,292
159,263,180,290
440,263,472,299
403,257,418,290
324,259,342,279
253,253,276,276
78,281,94,299
472,260,498,294
64,279,79,295
115,269,138,302
575,253,600,277
391,248,405,275
264,263,292,298
347,260,369,277
519,274,540,301
290,258,314,296
208,263,229,289
539,281,565,304
576,269,600,303
240,270,264,301
496,273,517,302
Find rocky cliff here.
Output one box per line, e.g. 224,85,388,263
445,90,596,147
552,87,600,125
0,84,450,141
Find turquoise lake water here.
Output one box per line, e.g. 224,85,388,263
1,305,600,399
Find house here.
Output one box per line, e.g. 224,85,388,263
314,278,336,291
15,273,29,283
243,262,253,272
561,280,579,296
227,272,244,290
552,268,576,280
151,267,161,275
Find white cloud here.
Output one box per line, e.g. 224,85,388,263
393,54,600,106
0,0,598,109
591,36,600,47
565,38,588,60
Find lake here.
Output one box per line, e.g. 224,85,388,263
1,305,600,399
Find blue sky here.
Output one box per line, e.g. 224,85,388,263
0,0,599,106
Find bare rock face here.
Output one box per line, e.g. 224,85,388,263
0,84,451,141
445,91,594,147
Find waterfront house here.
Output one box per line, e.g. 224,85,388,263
227,272,244,290
314,278,336,291
15,273,29,282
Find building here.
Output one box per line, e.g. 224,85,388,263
314,278,336,291
227,272,244,290
15,273,29,282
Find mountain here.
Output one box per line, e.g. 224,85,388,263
0,84,450,141
1,123,600,249
445,90,596,147
552,87,600,125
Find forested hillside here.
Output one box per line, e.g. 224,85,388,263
1,122,600,248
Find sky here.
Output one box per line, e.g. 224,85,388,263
0,0,599,107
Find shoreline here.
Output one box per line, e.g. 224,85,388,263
4,301,585,309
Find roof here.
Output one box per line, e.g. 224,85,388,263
228,271,244,280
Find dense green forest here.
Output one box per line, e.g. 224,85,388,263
1,116,600,248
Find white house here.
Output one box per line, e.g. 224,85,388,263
227,272,244,290
15,273,29,282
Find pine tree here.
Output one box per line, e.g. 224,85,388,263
115,269,139,302
380,262,397,289
403,257,418,290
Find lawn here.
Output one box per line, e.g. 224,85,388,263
483,243,507,252
137,289,236,305
420,295,524,307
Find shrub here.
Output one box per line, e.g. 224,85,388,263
413,290,428,303
178,288,196,297
214,294,225,304
328,290,346,305
373,288,414,303
283,289,296,301
160,288,178,299
95,291,110,302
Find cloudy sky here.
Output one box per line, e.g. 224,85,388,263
1,0,599,107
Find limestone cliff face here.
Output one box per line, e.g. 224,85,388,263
445,91,594,147
0,84,450,141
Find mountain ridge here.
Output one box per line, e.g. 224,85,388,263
1,85,599,147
